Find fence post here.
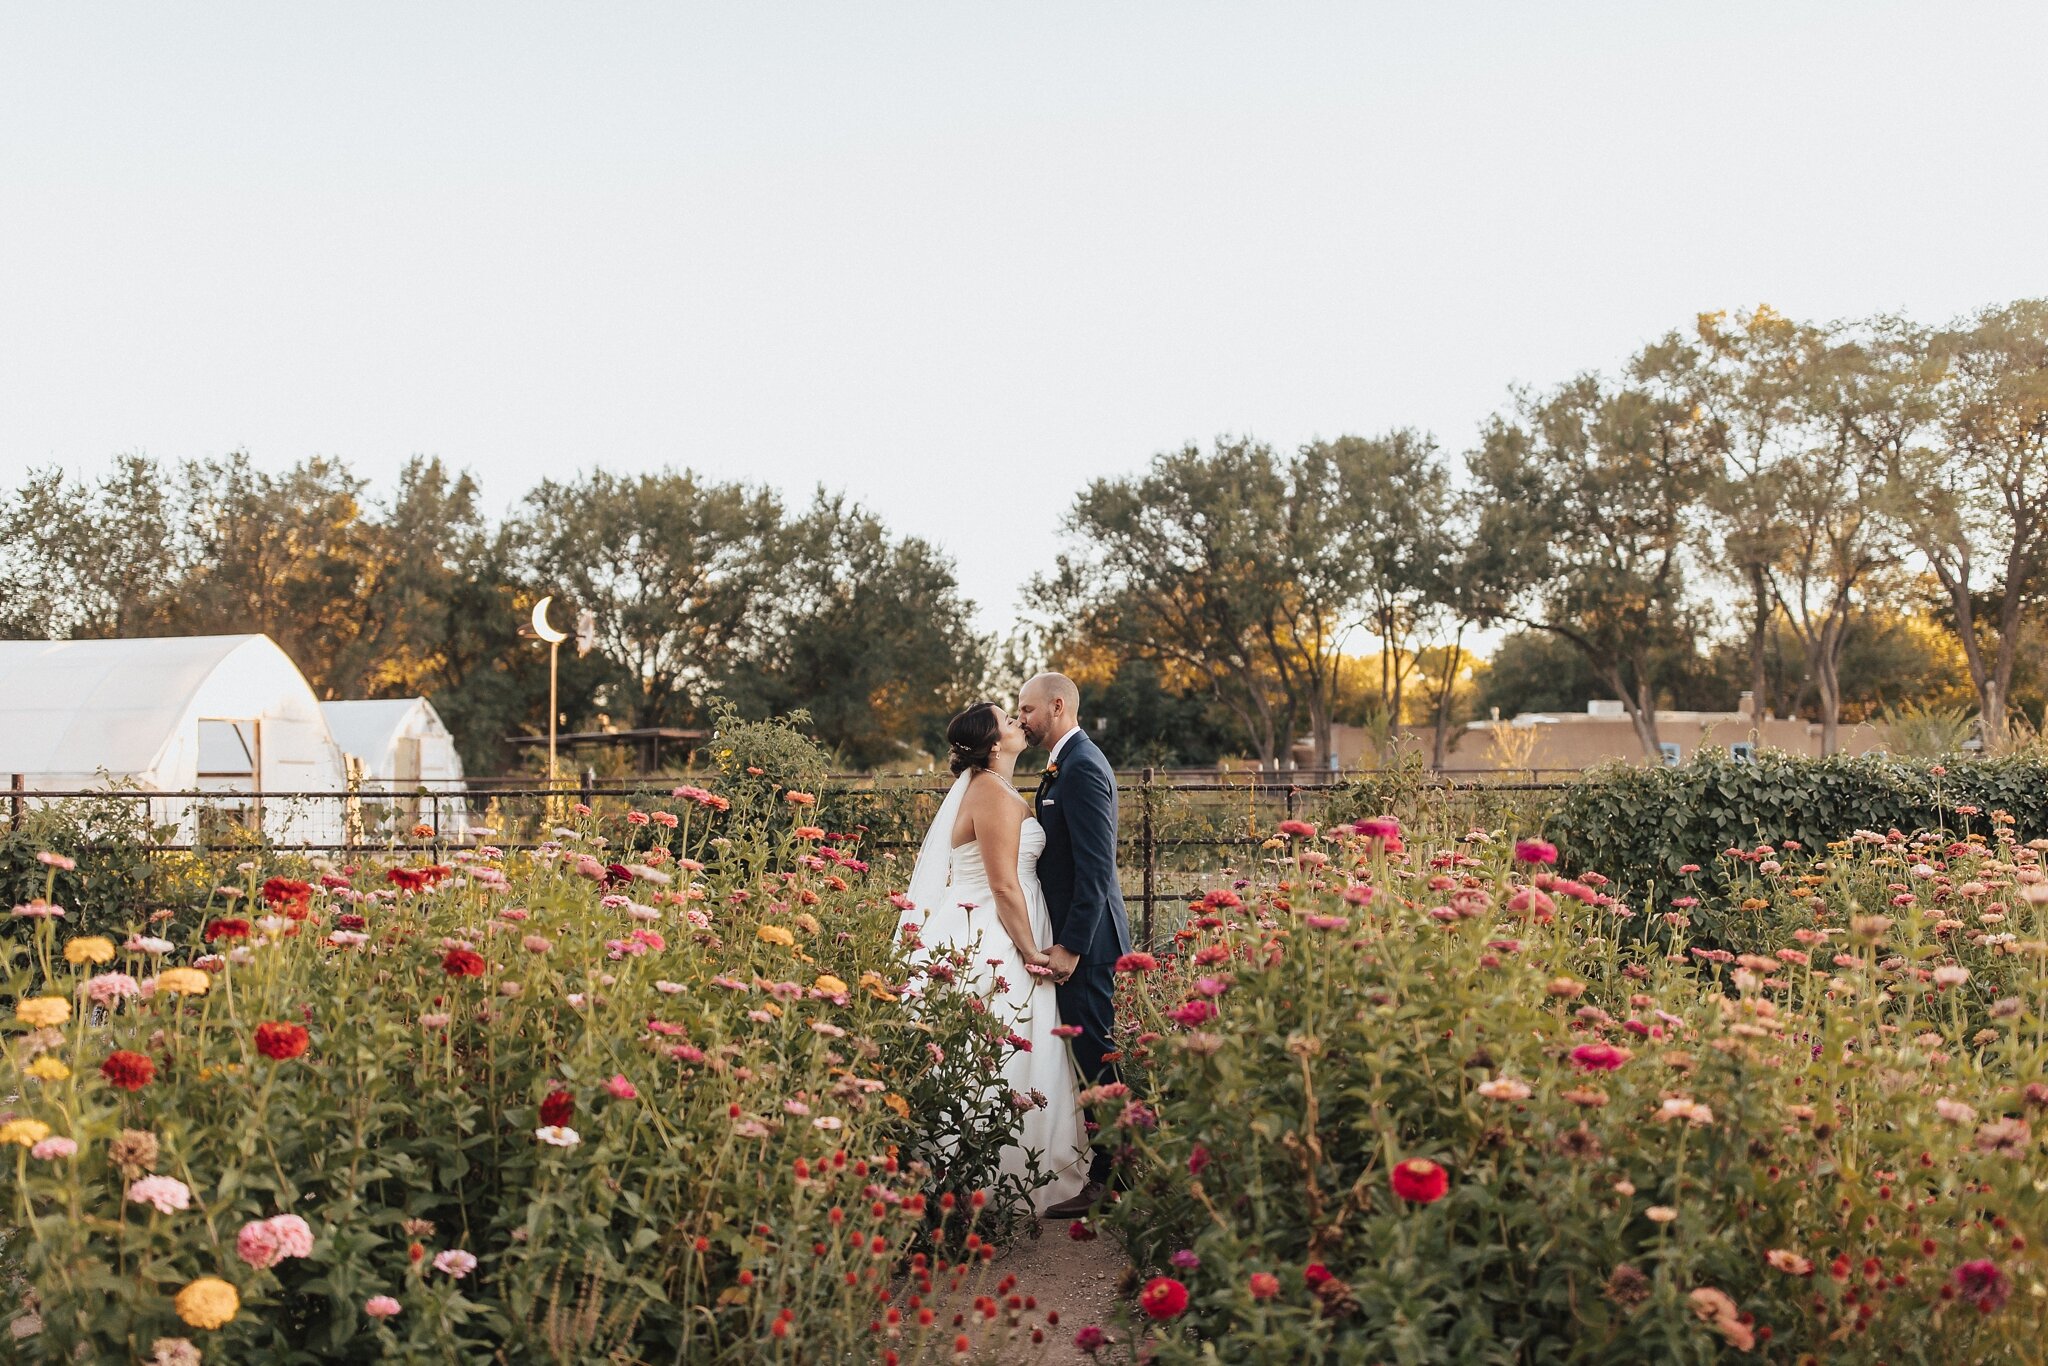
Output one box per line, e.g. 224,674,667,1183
1140,766,1156,952
580,768,595,811
9,773,23,831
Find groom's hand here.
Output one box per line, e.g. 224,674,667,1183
1046,945,1081,984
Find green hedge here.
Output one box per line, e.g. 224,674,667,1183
1547,748,2048,899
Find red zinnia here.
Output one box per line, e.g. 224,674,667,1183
1513,838,1559,866
1248,1272,1281,1300
1277,820,1317,839
203,917,251,942
254,1021,310,1061
261,876,314,918
539,1090,575,1128
1138,1276,1188,1320
1954,1259,2011,1313
442,948,487,978
1114,952,1158,974
101,1050,155,1090
1389,1157,1449,1203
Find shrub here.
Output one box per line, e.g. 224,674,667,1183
1,799,1046,1360
1103,815,2048,1362
1548,749,2048,907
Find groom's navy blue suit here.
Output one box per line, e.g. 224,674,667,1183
1032,729,1131,1184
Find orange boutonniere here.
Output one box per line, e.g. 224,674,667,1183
1041,763,1059,781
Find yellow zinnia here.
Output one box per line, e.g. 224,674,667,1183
0,1118,52,1147
756,925,795,948
175,1276,239,1329
25,1056,70,1082
858,971,898,1003
812,974,849,996
157,968,211,997
14,996,71,1028
63,935,116,966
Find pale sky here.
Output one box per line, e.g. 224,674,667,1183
4,3,2042,634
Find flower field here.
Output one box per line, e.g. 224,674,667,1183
5,770,2048,1363
2,795,1043,1362
1106,815,2048,1362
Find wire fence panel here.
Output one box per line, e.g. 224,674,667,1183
5,770,1573,948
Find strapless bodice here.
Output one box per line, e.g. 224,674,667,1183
949,816,1045,892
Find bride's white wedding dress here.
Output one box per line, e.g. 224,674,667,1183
903,774,1090,1215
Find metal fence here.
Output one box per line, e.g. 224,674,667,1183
6,769,1573,947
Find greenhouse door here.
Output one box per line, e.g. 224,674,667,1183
197,718,262,840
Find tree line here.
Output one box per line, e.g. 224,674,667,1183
0,458,985,773
1038,299,2047,767
3,297,2040,774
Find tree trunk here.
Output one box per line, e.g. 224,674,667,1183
1430,629,1466,770
1750,565,1771,728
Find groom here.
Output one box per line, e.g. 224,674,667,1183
1017,672,1132,1219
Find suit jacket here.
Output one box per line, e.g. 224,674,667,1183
1032,730,1133,963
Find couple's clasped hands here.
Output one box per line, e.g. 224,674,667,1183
1020,943,1082,985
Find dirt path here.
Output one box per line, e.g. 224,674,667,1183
985,1218,1130,1363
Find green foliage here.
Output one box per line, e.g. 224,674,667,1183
1547,749,2048,906
0,795,165,942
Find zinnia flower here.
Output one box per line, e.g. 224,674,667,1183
31,1136,78,1161
1954,1258,2011,1312
149,1337,201,1365
540,1090,575,1127
1477,1077,1532,1102
0,1119,52,1147
441,947,487,977
1114,952,1158,973
102,1050,156,1091
536,1125,581,1147
1248,1271,1281,1300
86,971,142,1006
14,996,70,1028
365,1295,402,1319
433,1249,478,1278
175,1277,239,1329
238,1213,315,1268
157,968,210,997
128,1175,194,1214
1513,838,1559,865
1569,1043,1632,1072
202,917,251,942
1389,1157,1449,1203
63,935,116,965
253,1021,311,1061
1139,1276,1189,1320
605,1074,637,1100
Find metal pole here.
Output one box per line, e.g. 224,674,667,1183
9,773,23,830
547,640,560,791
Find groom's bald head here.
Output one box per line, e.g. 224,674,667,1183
1017,672,1080,750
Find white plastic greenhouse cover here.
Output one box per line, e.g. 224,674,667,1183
0,635,349,840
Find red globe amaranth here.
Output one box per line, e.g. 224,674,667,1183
539,1090,575,1128
1390,1157,1449,1203
1138,1275,1188,1320
442,948,487,978
254,1021,311,1061
203,917,252,942
101,1049,155,1091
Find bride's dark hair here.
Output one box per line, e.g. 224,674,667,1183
946,702,1002,777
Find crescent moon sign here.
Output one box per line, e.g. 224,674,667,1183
531,595,569,644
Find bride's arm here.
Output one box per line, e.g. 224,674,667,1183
968,787,1047,967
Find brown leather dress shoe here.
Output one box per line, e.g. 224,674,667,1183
1041,1180,1108,1220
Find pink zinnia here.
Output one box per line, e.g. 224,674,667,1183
127,1175,193,1214
1569,1043,1632,1072
238,1213,315,1268
1513,838,1559,865
86,971,142,1006
605,1073,638,1100
365,1295,402,1319
432,1249,478,1278
31,1136,77,1161
1354,817,1401,841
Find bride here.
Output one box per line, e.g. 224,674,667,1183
901,701,1090,1215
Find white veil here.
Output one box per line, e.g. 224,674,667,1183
901,771,972,965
